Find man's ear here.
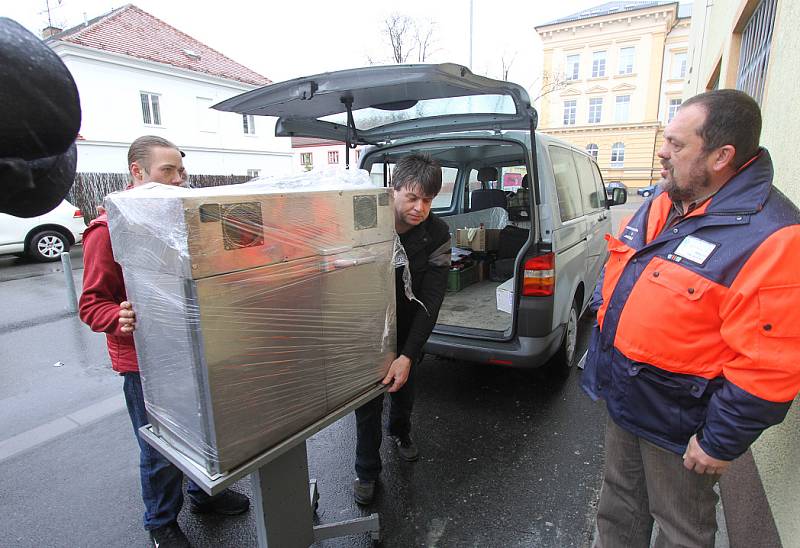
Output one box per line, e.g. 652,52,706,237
711,145,736,173
129,161,144,183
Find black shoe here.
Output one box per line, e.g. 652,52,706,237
190,488,250,516
353,478,376,505
149,522,191,548
390,434,419,462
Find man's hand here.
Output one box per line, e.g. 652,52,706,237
683,434,731,475
118,301,136,334
382,355,412,393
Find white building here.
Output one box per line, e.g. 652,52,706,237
291,137,364,174
45,5,293,177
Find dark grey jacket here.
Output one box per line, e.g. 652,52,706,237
395,213,450,361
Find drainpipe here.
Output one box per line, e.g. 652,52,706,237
650,4,681,184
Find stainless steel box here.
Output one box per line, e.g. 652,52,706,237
106,181,396,476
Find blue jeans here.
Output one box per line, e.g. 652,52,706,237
123,372,210,530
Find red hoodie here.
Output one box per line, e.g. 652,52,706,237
79,214,138,373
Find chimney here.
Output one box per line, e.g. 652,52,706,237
41,26,62,39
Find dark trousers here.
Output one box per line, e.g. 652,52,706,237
354,361,417,481
594,418,720,548
122,372,210,530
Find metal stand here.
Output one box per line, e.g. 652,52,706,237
140,385,386,547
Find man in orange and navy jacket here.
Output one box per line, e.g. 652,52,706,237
583,89,800,547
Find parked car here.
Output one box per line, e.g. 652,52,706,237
605,181,628,201
214,63,626,376
638,184,658,197
0,200,86,262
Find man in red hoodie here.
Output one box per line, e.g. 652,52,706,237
79,136,249,548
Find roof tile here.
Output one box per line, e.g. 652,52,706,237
49,4,270,86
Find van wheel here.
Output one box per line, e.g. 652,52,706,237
28,230,69,262
548,298,579,378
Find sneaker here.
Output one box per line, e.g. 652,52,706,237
190,488,250,516
353,478,376,505
390,434,419,462
149,522,191,548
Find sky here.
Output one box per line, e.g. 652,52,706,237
0,0,654,94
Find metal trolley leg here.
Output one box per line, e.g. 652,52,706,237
251,443,315,548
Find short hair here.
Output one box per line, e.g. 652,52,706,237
127,135,180,173
681,89,761,169
392,153,442,197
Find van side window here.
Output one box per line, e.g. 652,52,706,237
591,162,607,208
433,167,459,209
573,152,602,211
549,146,582,222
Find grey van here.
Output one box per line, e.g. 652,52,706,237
215,63,626,374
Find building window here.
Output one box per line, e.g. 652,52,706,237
586,143,599,160
672,52,687,79
243,114,256,134
592,51,606,78
736,0,777,106
247,169,260,178
588,98,603,123
328,150,339,164
300,152,313,169
197,97,216,132
618,47,635,75
565,54,580,81
611,142,625,167
563,100,577,125
615,95,630,122
140,92,161,125
668,98,682,122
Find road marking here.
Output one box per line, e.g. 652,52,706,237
0,393,125,462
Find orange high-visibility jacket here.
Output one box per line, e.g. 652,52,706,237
583,149,800,460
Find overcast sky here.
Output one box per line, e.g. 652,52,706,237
3,0,687,93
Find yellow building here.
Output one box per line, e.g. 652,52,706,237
684,1,799,545
535,1,691,190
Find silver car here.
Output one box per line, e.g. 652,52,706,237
215,63,626,375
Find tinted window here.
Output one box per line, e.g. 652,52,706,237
573,152,602,211
591,162,607,208
433,167,459,209
549,146,582,222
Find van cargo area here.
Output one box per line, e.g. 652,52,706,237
363,137,532,339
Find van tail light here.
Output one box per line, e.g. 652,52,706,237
522,253,555,296
73,209,84,218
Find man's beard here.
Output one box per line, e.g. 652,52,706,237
662,159,712,203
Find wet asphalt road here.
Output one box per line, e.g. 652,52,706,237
0,200,642,547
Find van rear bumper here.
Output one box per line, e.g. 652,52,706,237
423,326,564,368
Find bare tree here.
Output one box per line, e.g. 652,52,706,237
500,51,517,81
385,13,415,63
414,19,437,62
530,71,571,102
366,14,439,65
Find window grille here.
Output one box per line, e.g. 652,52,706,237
736,0,777,105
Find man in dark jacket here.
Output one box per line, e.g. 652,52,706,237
583,90,800,546
353,153,451,505
79,136,249,548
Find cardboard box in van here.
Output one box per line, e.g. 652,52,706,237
456,227,501,251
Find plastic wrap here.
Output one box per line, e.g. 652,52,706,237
105,168,397,476
440,206,508,235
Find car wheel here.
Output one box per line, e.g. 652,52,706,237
642,190,652,197
28,230,70,262
547,297,579,378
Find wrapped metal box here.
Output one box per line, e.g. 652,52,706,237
105,170,396,476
